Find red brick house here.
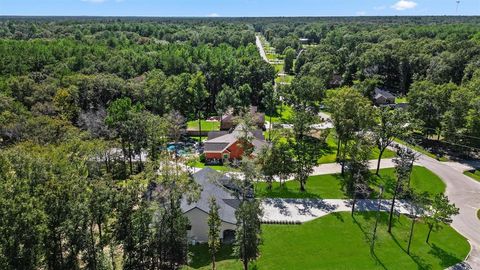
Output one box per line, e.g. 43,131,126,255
204,125,267,163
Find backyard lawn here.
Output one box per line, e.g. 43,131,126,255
187,120,220,131
184,212,469,270
187,160,232,172
255,166,445,199
464,170,480,182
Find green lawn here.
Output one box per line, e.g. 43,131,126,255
187,120,220,131
275,74,294,84
464,170,480,182
184,244,238,270
265,104,293,124
255,166,445,199
273,63,284,73
184,212,469,270
395,96,408,103
318,132,396,164
188,160,231,172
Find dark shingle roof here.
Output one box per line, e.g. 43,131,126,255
204,125,268,154
204,142,230,152
207,131,229,140
374,88,395,99
181,168,239,224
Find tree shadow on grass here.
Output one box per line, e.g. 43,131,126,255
330,211,345,222
409,253,433,270
429,243,464,268
351,212,387,270
369,173,397,199
389,222,432,270
187,243,236,269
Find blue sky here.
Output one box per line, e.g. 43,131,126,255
1,0,478,17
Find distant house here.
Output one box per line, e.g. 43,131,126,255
181,168,239,243
329,74,343,88
373,88,395,106
204,125,268,163
221,106,265,131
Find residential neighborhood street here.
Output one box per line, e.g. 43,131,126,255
255,35,269,63
416,154,480,269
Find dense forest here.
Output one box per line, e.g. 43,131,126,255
0,17,479,270
257,17,480,149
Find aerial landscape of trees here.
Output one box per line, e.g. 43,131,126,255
0,16,478,269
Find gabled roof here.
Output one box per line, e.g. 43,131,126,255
374,88,395,100
204,125,268,154
207,131,229,140
221,106,265,125
181,168,239,224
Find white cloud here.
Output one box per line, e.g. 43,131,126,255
391,0,418,11
207,13,220,17
81,0,107,3
356,11,367,16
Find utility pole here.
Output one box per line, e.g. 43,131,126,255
371,186,384,253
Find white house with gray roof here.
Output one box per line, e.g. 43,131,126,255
181,167,239,243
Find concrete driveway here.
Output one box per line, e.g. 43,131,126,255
261,198,411,223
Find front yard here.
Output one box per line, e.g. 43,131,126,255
255,166,445,199
184,212,469,270
464,169,480,182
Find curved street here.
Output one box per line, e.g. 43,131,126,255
416,154,480,269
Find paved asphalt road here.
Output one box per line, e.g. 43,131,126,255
255,35,269,63
416,154,480,269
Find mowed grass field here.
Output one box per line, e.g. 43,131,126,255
183,212,469,270
187,120,220,131
255,166,445,199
